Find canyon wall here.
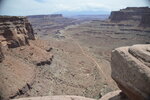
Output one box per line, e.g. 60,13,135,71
109,7,150,25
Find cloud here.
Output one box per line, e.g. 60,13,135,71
0,0,149,16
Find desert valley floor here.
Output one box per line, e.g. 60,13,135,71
23,15,150,99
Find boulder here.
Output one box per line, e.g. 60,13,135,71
111,44,150,100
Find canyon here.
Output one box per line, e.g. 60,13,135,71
0,7,150,100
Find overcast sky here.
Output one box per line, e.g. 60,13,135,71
0,0,149,16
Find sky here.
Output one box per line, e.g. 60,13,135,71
0,0,149,16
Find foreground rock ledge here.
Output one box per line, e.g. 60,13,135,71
12,90,129,100
111,44,150,100
12,96,95,100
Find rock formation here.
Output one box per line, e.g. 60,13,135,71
0,16,35,48
109,7,150,23
111,44,150,100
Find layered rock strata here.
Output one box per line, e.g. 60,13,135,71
0,16,35,48
109,7,150,23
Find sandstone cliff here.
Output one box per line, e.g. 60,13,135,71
109,7,150,25
111,44,150,100
0,16,35,48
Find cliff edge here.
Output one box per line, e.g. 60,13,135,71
0,16,35,48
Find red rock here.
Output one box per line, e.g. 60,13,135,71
0,16,35,48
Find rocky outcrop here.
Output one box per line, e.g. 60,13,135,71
0,16,35,48
109,7,150,23
111,44,150,100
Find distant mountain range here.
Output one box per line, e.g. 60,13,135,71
55,10,110,17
